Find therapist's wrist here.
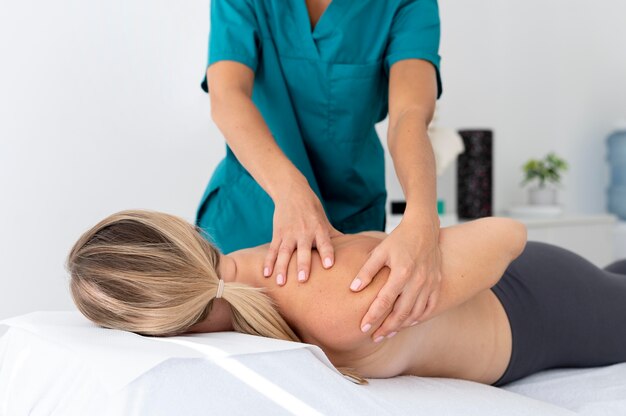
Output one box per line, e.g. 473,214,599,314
266,169,311,202
401,207,440,234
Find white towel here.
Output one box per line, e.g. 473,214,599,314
429,125,465,176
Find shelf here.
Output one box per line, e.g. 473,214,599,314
386,212,617,232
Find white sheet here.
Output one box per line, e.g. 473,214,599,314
0,311,340,395
1,311,624,415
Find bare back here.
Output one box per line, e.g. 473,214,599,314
230,232,513,384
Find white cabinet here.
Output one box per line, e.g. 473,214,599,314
386,213,617,268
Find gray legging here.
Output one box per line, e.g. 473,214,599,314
490,241,626,386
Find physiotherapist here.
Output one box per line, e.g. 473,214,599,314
196,0,444,342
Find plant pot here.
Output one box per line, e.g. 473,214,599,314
528,185,558,206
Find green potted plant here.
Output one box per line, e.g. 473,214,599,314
521,152,568,205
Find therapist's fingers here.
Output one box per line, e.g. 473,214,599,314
350,250,386,292
263,239,281,278
274,240,296,286
373,281,426,338
314,230,335,269
359,269,406,336
415,287,439,324
296,238,313,283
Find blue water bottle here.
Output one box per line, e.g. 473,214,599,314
607,122,626,219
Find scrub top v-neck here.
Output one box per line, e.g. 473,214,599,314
197,0,442,254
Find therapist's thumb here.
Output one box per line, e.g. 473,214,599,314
351,252,385,292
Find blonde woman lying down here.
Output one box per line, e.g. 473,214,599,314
67,210,626,386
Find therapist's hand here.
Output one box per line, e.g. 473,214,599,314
263,182,341,286
350,216,442,341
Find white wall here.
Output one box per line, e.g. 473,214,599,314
421,0,626,214
0,0,219,319
2,0,626,319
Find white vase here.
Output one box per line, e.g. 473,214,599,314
528,185,558,206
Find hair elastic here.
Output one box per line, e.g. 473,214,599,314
215,279,225,299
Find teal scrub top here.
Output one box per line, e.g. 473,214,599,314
196,0,442,254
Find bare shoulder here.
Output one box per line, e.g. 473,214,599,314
350,230,387,240
270,234,390,354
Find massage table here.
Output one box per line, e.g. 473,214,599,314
1,311,625,415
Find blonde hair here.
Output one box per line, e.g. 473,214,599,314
66,209,366,384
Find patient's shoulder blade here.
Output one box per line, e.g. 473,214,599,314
270,235,390,354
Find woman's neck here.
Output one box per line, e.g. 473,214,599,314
184,248,265,334
226,246,268,288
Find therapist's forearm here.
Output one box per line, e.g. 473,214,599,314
388,109,439,229
211,92,309,200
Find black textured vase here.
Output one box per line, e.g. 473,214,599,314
457,130,493,219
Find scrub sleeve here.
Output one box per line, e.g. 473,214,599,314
201,0,259,90
196,0,442,254
384,0,443,96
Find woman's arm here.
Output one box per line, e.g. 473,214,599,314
208,62,306,204
351,59,443,340
386,59,438,228
423,217,527,321
207,62,338,282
